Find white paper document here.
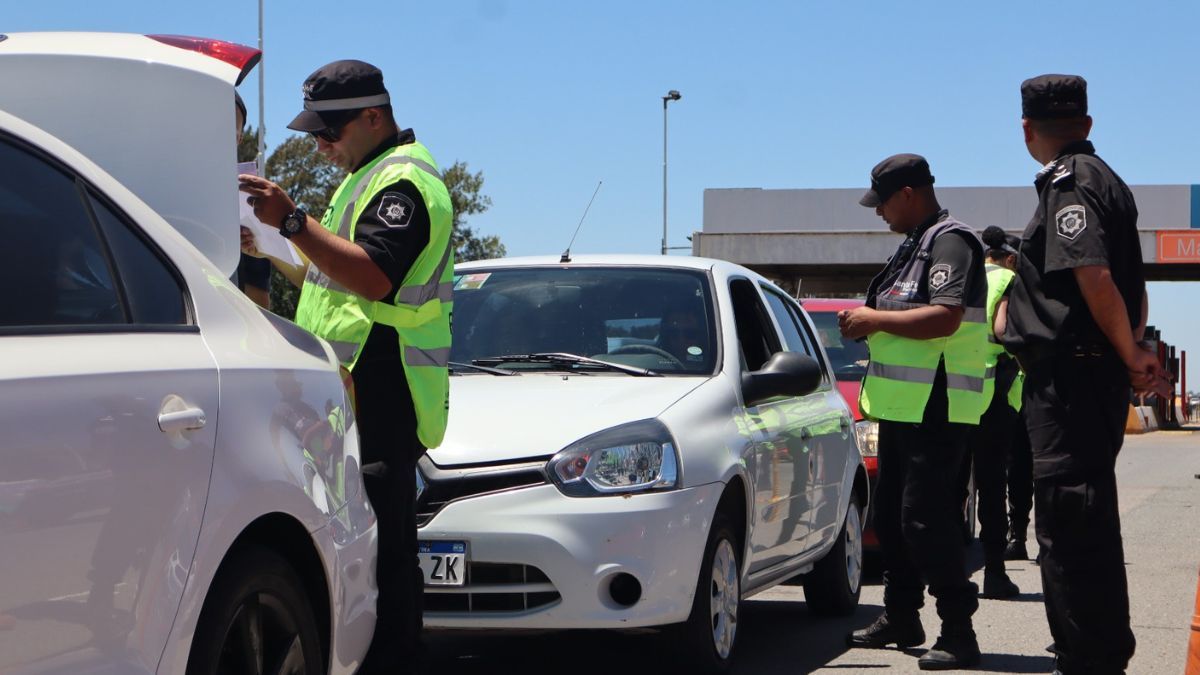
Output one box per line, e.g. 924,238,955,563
237,161,303,266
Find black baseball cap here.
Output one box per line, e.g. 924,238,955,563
859,153,935,207
287,60,391,133
1021,74,1087,120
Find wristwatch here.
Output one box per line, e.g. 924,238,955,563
280,208,307,239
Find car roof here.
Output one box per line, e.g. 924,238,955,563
0,32,260,277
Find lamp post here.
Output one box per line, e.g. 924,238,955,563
661,89,681,255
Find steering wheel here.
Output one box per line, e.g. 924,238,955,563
610,344,685,368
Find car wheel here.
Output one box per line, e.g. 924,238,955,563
186,546,324,675
673,514,741,674
803,491,863,616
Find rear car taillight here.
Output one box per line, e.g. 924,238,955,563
145,34,261,85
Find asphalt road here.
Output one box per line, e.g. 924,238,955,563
426,429,1200,674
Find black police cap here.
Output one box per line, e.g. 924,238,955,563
859,153,935,208
287,60,391,133
1021,74,1087,120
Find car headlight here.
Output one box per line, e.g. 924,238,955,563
547,419,679,497
854,420,879,457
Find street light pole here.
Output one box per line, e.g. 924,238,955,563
661,89,681,255
256,0,265,170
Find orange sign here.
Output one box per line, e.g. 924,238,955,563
1158,231,1200,263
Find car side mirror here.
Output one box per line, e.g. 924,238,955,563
741,351,823,406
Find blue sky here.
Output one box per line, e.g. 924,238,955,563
8,0,1200,391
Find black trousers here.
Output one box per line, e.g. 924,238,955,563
966,386,1018,574
875,382,978,631
1006,408,1033,540
1024,353,1134,673
355,357,426,674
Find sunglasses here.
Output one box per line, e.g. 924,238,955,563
309,110,363,143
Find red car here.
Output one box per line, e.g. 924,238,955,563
802,299,879,549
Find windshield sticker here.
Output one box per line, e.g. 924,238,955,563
455,273,491,290
687,346,703,356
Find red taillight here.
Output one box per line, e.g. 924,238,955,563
146,34,261,85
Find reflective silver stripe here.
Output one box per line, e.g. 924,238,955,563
397,281,454,305
876,298,925,312
395,245,453,306
946,373,985,393
405,346,450,367
329,340,360,363
304,93,391,111
984,366,996,379
867,362,937,384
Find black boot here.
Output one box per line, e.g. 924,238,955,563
917,630,981,670
981,570,1020,599
846,613,926,649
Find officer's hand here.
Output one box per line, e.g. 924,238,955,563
238,174,296,230
240,226,265,258
838,307,877,340
1127,347,1171,398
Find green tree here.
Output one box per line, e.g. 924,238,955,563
443,161,505,262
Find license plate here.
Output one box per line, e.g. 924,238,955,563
418,540,467,586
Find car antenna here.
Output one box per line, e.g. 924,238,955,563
560,180,602,264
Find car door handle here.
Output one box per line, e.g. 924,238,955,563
840,417,851,430
158,395,207,433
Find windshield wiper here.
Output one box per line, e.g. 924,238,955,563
472,352,661,377
449,361,520,376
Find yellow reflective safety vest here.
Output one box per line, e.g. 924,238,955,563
983,264,1023,412
294,141,454,449
859,217,989,425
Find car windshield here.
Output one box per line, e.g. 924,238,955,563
451,266,718,375
807,309,870,382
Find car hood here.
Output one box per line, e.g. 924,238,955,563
430,375,706,466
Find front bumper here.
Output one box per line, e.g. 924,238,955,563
418,482,724,629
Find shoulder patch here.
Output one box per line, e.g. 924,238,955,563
1055,205,1087,240
376,191,415,228
929,263,952,290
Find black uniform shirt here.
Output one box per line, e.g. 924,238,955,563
1003,141,1144,353
867,210,986,313
348,129,435,453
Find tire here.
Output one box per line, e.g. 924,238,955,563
803,492,863,616
186,546,324,675
672,514,741,674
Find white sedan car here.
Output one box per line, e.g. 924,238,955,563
419,256,867,672
0,33,375,674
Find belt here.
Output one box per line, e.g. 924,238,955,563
1015,342,1114,370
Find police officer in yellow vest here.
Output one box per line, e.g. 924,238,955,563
239,60,452,674
961,226,1024,599
840,154,988,671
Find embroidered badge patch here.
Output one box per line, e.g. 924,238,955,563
929,263,952,290
1055,205,1086,240
377,192,415,228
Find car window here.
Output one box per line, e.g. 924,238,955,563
808,309,870,382
87,191,186,325
451,267,718,375
728,278,781,372
0,137,123,328
761,287,815,356
762,287,832,384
